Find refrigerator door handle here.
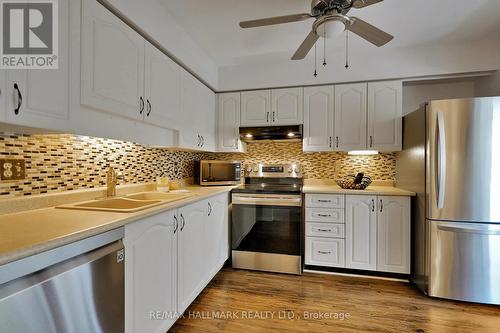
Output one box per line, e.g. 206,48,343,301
436,111,446,209
437,224,500,236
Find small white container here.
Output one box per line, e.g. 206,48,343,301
156,177,170,192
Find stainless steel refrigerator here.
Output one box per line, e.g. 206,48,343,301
396,97,500,305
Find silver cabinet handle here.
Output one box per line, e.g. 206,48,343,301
317,199,331,203
329,136,332,148
371,199,375,212
180,214,185,231
173,215,178,234
318,251,331,255
208,202,212,216
266,111,269,123
14,83,22,115
139,96,144,115
146,99,152,117
335,136,339,148
197,134,201,147
379,199,383,212
369,135,373,148
317,214,332,217
436,111,446,209
317,229,332,232
201,136,205,147
272,111,275,122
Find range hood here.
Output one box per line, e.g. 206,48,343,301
239,125,302,142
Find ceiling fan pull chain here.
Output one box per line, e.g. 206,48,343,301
345,30,350,69
323,30,327,67
314,42,318,77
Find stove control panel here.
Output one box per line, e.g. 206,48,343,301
246,164,302,178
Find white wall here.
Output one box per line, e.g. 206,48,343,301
403,80,477,115
475,46,500,97
106,0,219,89
218,39,500,91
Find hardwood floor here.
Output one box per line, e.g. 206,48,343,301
170,268,500,333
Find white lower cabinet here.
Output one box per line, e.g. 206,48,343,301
124,194,229,333
124,210,177,333
305,237,345,267
377,196,411,274
306,194,410,274
345,195,378,271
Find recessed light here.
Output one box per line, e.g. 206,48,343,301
245,133,253,138
287,132,295,137
348,150,379,156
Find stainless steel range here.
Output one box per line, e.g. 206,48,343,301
231,164,303,275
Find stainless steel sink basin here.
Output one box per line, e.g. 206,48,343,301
57,198,164,213
126,192,192,201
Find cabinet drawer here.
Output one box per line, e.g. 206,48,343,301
305,237,345,268
306,223,345,238
306,208,344,223
306,194,344,208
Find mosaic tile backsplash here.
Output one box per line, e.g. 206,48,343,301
217,142,396,181
0,133,395,198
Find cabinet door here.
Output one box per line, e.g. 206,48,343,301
198,86,216,151
124,210,177,333
144,42,181,128
207,194,229,278
241,90,271,126
377,196,410,274
4,0,70,130
217,93,246,152
81,0,144,120
305,237,345,267
177,200,209,313
303,86,334,152
345,195,377,270
179,71,203,149
271,88,303,125
334,83,367,151
368,81,402,152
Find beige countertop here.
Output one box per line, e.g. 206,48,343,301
302,180,415,196
0,184,236,266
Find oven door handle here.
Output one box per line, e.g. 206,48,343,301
232,196,302,207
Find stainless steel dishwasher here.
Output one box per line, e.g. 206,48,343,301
0,235,124,333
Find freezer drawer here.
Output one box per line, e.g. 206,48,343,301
429,220,500,305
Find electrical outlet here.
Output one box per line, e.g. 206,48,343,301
0,159,26,181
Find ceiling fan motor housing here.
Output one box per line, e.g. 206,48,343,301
311,0,352,16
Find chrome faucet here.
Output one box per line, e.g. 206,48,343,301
106,166,124,197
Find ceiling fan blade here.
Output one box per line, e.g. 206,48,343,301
292,30,319,60
346,17,393,46
352,0,383,9
240,13,312,28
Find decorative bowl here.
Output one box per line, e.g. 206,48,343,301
336,175,372,190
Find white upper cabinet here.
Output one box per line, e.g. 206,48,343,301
3,0,70,131
303,86,334,152
241,90,271,126
124,210,177,333
345,195,377,271
377,196,410,274
368,81,403,152
217,93,246,152
81,0,144,120
271,88,304,125
334,83,367,151
144,42,181,128
198,86,216,151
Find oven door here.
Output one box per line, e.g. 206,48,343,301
231,194,302,274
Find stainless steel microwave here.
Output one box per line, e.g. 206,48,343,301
194,160,242,186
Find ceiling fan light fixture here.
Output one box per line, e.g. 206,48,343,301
315,20,345,39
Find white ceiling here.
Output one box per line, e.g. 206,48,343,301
159,0,500,67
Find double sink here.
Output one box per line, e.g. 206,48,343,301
57,191,193,213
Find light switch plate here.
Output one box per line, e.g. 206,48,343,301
0,159,26,181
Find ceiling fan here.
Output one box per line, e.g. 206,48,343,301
239,0,393,60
